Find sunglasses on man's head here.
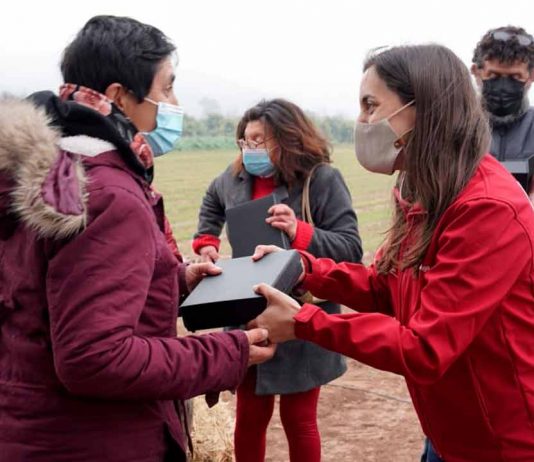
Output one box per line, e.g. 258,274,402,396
491,30,533,47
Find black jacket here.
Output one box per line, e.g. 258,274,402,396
490,107,534,161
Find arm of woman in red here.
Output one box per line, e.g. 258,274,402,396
297,250,394,316
293,199,531,385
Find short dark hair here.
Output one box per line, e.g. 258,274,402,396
61,15,176,101
472,26,534,70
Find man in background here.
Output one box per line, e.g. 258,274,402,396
471,26,534,200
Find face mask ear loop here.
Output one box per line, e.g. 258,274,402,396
144,97,158,107
387,100,416,144
386,99,415,122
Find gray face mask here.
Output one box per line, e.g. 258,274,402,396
354,100,415,175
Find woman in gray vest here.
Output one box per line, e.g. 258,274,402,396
192,99,362,462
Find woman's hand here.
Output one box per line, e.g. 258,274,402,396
266,204,297,241
252,245,306,284
247,283,301,343
245,328,277,366
251,244,284,260
199,245,219,263
185,262,222,292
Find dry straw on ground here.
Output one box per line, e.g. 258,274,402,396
190,396,234,462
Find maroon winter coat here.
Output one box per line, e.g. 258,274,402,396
0,98,249,461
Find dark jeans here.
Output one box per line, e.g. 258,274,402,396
420,438,444,462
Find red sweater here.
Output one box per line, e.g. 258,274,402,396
193,176,314,254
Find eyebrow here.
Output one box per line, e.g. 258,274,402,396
361,94,375,104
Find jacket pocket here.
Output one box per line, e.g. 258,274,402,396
468,357,497,436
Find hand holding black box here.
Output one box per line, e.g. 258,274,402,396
180,250,303,331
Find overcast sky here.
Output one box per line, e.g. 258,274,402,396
1,0,533,117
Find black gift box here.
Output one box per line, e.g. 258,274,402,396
180,250,302,331
226,194,290,258
501,156,534,192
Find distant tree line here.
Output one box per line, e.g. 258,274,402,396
178,113,354,151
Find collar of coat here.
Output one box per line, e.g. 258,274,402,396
0,97,124,240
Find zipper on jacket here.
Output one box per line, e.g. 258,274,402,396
396,213,418,324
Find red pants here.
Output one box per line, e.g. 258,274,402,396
234,368,321,462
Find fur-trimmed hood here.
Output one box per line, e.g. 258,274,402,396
0,97,87,239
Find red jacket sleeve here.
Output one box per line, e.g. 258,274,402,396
192,234,221,255
291,220,314,250
299,250,394,315
46,185,249,400
295,199,532,385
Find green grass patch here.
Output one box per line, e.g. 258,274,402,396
153,144,395,259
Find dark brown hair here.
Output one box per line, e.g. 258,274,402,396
233,99,331,186
365,45,491,274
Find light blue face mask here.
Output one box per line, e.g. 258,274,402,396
143,98,184,157
242,148,275,177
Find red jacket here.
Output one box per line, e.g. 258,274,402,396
295,155,534,462
0,99,249,461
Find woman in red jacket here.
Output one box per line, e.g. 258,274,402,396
250,44,534,462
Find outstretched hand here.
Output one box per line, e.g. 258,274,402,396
251,245,306,284
247,283,301,343
185,262,222,292
251,244,284,261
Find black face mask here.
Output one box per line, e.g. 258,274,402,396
482,76,526,117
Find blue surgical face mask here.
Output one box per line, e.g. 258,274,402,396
242,148,275,177
143,98,184,157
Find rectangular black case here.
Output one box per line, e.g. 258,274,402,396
226,194,290,258
501,155,534,192
180,250,302,331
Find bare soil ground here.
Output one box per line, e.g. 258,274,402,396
261,359,424,461
183,322,424,462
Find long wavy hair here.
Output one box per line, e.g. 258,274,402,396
369,45,491,274
233,98,331,186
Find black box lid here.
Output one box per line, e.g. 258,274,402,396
180,250,302,331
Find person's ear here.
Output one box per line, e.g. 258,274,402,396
104,83,130,112
526,68,534,91
471,64,483,87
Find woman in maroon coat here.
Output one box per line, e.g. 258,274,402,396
0,15,274,462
